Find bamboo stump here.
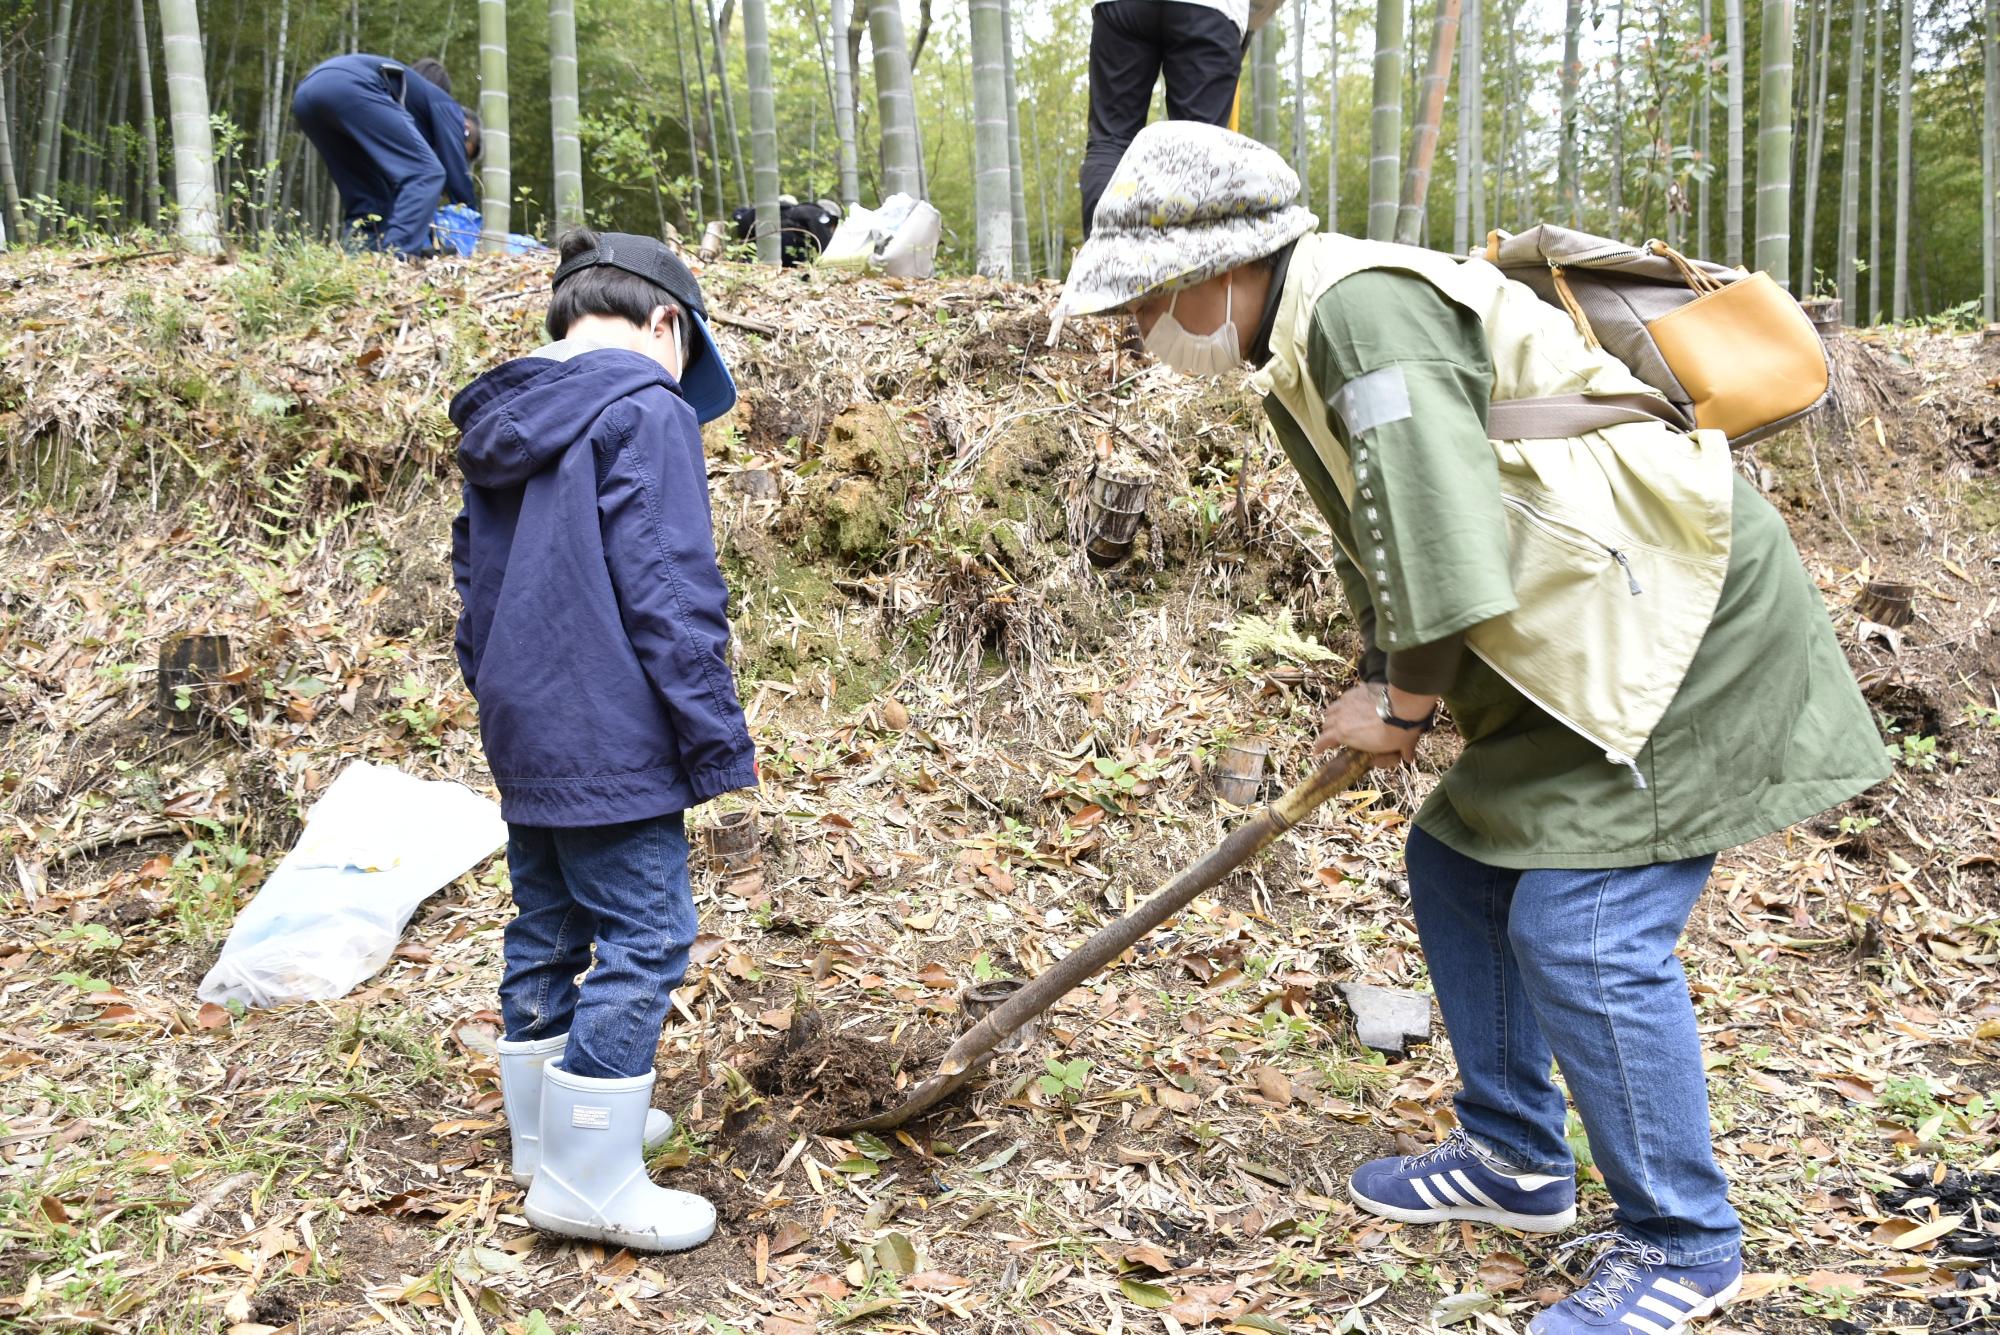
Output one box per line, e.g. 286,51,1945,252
1212,736,1271,806
1084,466,1152,567
1801,297,1843,339
959,980,1038,1052
156,634,233,732
703,808,761,875
1854,580,1915,629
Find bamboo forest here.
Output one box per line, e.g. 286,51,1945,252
0,0,1994,316
5,1,2000,1333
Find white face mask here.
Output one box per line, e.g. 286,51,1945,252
1141,277,1244,377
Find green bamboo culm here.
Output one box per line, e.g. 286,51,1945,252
159,0,219,255
478,0,513,253
1836,0,1866,318
1367,0,1406,241
1891,0,1911,319
869,0,922,199
548,0,584,234
969,0,1014,277
1725,0,1746,264
1754,0,1794,284
829,0,862,207
743,0,781,265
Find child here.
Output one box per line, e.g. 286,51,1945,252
448,229,756,1252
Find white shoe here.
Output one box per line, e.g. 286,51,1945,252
523,1063,716,1252
496,1033,673,1185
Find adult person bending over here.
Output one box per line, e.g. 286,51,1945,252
1078,0,1280,237
292,55,480,257
1056,122,1886,1335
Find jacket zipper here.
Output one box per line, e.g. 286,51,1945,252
1502,495,1643,595
1466,645,1651,791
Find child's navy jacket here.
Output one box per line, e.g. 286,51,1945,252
448,345,757,826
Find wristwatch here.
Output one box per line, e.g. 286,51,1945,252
1376,683,1435,732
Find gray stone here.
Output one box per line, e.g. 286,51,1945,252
727,468,780,501
1337,982,1433,1057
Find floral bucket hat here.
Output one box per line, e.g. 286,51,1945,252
1057,121,1319,318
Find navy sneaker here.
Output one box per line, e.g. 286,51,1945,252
1348,1127,1577,1232
1529,1232,1742,1335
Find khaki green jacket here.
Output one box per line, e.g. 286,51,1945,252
1251,233,1734,775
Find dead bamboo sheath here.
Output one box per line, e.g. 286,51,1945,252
835,747,1373,1133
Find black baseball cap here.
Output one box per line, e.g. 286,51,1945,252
551,233,738,424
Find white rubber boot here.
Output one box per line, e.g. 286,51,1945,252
522,1063,717,1252
497,1034,673,1186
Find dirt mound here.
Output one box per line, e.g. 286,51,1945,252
736,1008,931,1132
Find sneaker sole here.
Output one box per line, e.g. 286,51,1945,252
1348,1181,1577,1234
522,1201,715,1253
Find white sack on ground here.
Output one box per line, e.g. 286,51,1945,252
198,760,506,1008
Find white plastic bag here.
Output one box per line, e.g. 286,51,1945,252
817,192,941,278
198,761,506,1008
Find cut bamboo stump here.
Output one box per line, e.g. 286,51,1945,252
1855,580,1915,628
156,634,233,732
1212,737,1270,806
703,808,761,874
1084,467,1152,566
959,979,1039,1052
1801,297,1843,339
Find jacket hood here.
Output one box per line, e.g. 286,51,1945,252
449,348,676,488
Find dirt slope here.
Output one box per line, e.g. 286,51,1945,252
2,246,1997,1334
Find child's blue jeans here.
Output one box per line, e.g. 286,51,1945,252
1405,825,1742,1266
499,813,696,1080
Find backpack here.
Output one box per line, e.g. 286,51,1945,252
1479,226,1830,448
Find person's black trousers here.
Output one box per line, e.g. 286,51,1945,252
1079,0,1243,237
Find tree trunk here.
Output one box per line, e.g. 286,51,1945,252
259,0,289,228
1867,0,1883,320
548,0,583,232
1984,0,1998,322
868,0,922,199
1030,100,1058,276
1697,0,1712,254
687,0,729,216
1326,0,1340,229
668,0,704,224
968,0,1011,276
1609,0,1626,234
1558,0,1582,225
1799,0,1832,294
30,0,76,207
159,0,218,253
1253,25,1280,148
0,62,21,241
1836,0,1865,313
829,0,861,206
742,0,779,262
1002,0,1031,274
1754,0,1794,283
1452,0,1481,252
705,0,749,205
1724,0,1745,262
1292,0,1309,201
478,0,511,252
1367,0,1406,240
1891,0,1910,318
1396,0,1460,245
133,0,163,228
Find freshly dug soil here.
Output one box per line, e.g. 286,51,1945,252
736,1008,928,1131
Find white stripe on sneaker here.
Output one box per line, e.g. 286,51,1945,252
1652,1279,1706,1305
1410,1178,1442,1209
1449,1169,1503,1210
1619,1313,1672,1335
1637,1294,1692,1321
1428,1175,1468,1207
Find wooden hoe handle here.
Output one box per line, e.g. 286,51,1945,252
834,747,1374,1134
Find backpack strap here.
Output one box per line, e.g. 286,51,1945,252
1485,392,1689,440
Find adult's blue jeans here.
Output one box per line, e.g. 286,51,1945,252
499,813,697,1080
1405,825,1742,1265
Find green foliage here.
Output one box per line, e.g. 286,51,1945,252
1037,1056,1090,1103
1222,609,1337,668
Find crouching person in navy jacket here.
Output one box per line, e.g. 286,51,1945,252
448,229,754,1253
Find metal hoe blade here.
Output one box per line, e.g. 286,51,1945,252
834,747,1373,1134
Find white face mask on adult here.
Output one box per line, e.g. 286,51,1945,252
1141,276,1244,377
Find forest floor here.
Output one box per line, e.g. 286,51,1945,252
2,244,1998,1335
